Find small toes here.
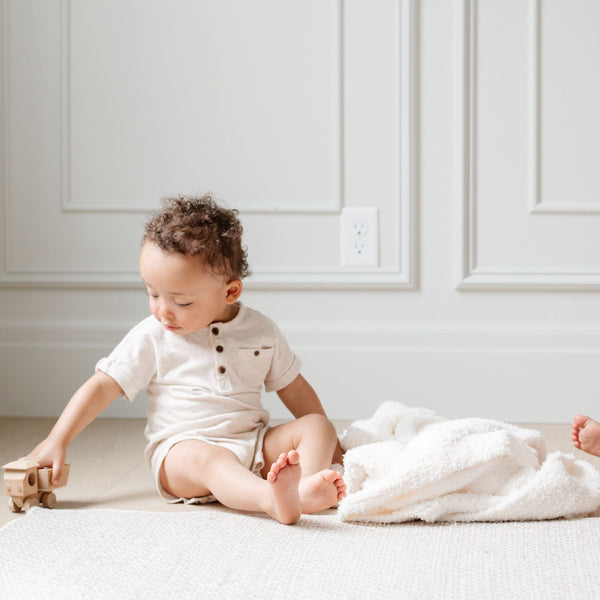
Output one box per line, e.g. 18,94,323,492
269,460,284,478
321,471,336,483
320,469,344,484
268,451,302,483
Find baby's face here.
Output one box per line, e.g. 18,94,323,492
139,242,241,335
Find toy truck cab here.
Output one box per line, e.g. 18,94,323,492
3,458,70,513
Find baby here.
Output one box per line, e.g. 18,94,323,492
27,196,345,525
572,415,600,457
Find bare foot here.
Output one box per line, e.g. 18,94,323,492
265,450,302,525
299,469,347,514
572,415,600,457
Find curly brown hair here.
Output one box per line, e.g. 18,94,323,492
143,195,250,281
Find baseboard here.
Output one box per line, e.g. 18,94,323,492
1,319,599,422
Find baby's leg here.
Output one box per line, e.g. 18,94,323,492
262,414,346,514
161,440,301,524
572,415,600,457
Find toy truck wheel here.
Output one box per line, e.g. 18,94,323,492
8,498,22,513
22,498,36,512
41,492,57,509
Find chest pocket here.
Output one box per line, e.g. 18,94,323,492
237,347,274,389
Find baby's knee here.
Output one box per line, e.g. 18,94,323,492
299,413,337,442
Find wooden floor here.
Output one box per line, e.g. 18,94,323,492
2,418,599,528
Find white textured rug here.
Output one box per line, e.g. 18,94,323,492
2,507,600,599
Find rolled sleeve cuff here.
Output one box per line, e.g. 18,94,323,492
264,356,302,393
95,358,138,402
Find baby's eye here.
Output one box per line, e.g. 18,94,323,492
175,302,192,307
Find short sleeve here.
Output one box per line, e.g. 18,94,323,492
263,322,302,393
95,320,157,402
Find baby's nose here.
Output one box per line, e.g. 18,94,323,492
158,301,174,319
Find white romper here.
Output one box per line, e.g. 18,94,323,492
95,303,301,502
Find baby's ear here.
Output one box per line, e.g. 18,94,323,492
225,279,243,303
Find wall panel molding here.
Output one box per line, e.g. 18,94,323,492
455,0,600,291
60,0,344,216
528,0,600,216
1,0,418,290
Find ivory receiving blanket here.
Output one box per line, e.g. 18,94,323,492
338,402,600,523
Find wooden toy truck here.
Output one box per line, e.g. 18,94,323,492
2,458,70,513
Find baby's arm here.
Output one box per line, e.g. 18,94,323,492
277,374,344,465
27,371,122,485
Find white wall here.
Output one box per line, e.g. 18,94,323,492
1,0,600,423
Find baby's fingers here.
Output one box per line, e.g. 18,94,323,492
51,461,63,486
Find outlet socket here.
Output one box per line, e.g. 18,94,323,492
340,207,379,267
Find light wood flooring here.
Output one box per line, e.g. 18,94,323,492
2,418,599,528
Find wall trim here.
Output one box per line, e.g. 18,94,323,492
527,0,600,215
60,0,344,216
1,0,418,291
2,317,599,420
455,0,600,291
3,317,600,347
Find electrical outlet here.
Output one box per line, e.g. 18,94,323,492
340,207,379,267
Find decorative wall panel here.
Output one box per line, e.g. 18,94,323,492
1,0,417,289
456,0,600,290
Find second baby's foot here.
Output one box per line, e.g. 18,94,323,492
299,469,347,514
572,415,600,457
266,450,302,525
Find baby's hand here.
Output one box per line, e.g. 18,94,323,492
27,437,67,486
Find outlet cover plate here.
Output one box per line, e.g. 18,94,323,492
340,207,379,267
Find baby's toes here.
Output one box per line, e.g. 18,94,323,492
276,453,289,467
267,461,283,482
320,469,341,484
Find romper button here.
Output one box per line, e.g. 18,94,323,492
218,366,226,374
216,345,224,353
254,350,260,356
211,327,219,335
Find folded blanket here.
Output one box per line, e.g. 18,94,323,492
338,402,600,523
